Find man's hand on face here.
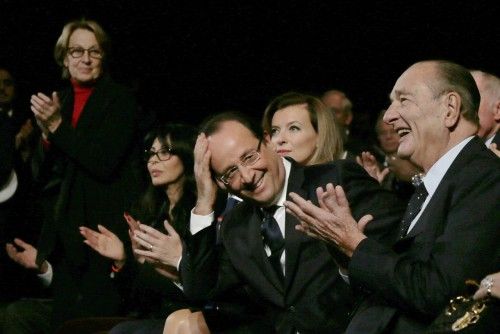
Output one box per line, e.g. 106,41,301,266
194,133,218,215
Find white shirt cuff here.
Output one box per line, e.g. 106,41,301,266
37,261,53,287
339,268,350,284
190,208,214,235
172,280,184,291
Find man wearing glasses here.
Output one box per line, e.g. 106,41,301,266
179,112,405,333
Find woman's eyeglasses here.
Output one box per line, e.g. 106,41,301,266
144,146,173,162
67,47,103,59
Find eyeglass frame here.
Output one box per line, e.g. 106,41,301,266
67,47,103,59
144,146,174,162
216,139,262,185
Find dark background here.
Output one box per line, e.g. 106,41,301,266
1,0,498,134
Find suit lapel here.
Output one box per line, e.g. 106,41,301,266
403,137,481,240
283,163,309,291
245,205,284,294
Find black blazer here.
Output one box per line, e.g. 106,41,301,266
33,75,143,325
346,137,500,333
181,159,405,334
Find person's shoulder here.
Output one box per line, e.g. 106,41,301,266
97,75,134,96
304,159,363,178
455,137,500,173
447,138,500,193
94,76,137,112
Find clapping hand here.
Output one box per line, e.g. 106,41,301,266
356,151,389,184
285,183,371,257
79,225,126,266
123,212,145,264
30,92,62,134
132,220,183,281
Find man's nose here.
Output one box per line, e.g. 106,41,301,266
238,164,254,184
383,105,398,124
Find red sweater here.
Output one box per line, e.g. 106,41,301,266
71,79,94,127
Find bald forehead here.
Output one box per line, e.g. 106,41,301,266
390,62,437,99
207,120,256,142
207,120,260,170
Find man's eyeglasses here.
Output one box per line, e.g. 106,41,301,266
144,146,174,162
67,47,103,59
217,140,262,185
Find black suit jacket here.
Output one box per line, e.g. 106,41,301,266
346,137,500,333
181,159,405,334
32,75,143,326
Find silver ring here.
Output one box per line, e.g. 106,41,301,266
481,276,493,289
149,244,153,251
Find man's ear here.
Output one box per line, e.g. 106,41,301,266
444,92,461,128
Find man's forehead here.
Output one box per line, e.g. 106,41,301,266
207,123,258,170
208,121,256,145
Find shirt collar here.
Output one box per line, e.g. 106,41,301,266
423,136,474,196
485,134,495,147
274,158,291,207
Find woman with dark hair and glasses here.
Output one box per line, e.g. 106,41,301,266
80,123,198,334
7,17,143,330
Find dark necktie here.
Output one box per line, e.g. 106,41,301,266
399,182,428,238
260,205,285,281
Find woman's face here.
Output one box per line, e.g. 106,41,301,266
63,28,103,84
270,103,318,166
376,119,400,154
146,138,185,187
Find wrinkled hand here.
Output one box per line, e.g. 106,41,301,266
31,92,62,134
285,184,371,257
474,272,500,300
79,225,126,263
193,133,217,215
133,220,183,270
488,143,500,158
356,151,389,184
5,238,47,273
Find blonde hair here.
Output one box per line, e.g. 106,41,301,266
262,92,343,165
54,18,109,79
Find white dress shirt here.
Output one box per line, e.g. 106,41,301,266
190,158,291,276
405,136,474,234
